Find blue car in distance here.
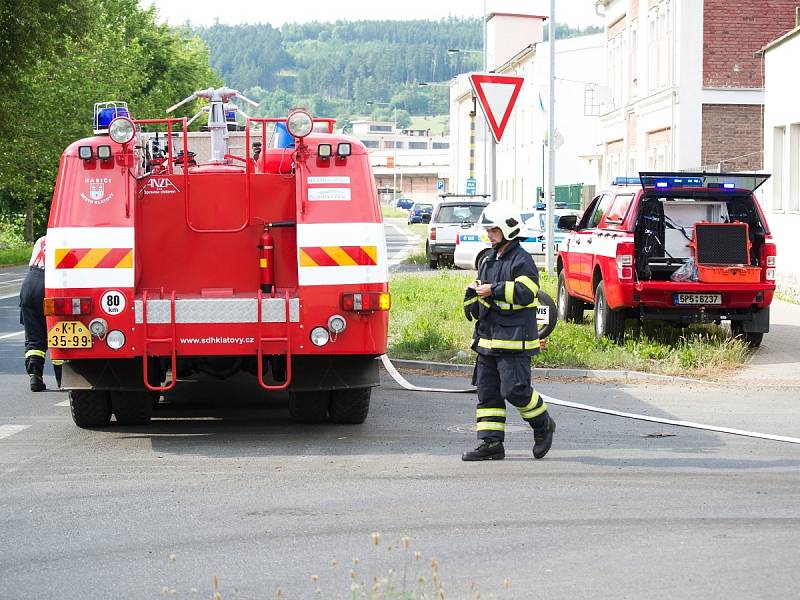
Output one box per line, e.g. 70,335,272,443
395,197,414,210
407,202,433,224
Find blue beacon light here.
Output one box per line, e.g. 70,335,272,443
93,101,130,135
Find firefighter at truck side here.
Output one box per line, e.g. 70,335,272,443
461,203,555,461
19,236,62,392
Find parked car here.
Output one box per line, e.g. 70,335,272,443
556,173,776,346
407,202,433,224
453,208,580,270
394,197,414,210
426,200,489,268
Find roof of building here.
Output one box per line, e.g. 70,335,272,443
759,25,800,54
486,12,548,22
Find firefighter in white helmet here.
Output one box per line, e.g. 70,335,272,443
462,202,555,460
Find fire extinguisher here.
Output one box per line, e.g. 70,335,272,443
259,226,274,293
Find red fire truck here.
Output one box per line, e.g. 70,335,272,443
45,89,390,428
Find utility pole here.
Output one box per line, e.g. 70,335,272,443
545,0,556,274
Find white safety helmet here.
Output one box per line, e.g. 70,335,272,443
478,202,524,240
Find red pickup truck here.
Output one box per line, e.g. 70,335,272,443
556,173,776,347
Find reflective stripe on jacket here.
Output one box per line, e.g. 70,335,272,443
471,239,540,356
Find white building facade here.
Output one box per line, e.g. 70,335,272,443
762,22,800,300
449,13,605,211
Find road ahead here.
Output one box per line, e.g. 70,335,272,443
2,284,800,598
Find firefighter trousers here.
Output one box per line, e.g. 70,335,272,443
19,267,62,382
472,353,548,442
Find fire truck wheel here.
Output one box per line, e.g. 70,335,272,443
111,391,154,425
329,387,371,424
289,391,330,424
557,271,584,323
593,281,626,344
730,321,764,348
69,390,112,428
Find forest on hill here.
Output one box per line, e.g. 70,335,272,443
194,19,600,127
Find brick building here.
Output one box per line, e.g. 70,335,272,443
596,0,799,183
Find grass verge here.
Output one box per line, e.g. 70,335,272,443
389,270,750,378
0,245,31,267
381,204,410,219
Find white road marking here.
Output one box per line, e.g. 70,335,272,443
386,224,420,267
55,400,70,407
0,331,24,340
0,425,30,440
0,293,20,300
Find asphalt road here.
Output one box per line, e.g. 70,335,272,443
2,235,800,598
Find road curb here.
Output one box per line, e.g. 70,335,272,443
385,358,706,384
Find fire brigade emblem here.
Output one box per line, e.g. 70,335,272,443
90,182,105,201
80,177,113,205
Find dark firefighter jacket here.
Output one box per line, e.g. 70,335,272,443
463,239,540,356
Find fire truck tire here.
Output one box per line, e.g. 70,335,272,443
289,391,330,424
69,390,112,428
593,281,626,344
329,387,371,424
730,321,764,348
557,271,584,323
111,391,154,425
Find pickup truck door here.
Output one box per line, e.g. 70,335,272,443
571,194,612,298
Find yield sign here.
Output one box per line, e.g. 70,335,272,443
469,73,524,143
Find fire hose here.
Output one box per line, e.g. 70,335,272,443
380,293,800,445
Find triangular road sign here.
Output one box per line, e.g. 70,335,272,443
469,73,524,143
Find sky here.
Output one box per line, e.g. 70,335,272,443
143,0,604,28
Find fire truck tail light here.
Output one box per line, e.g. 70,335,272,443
342,292,391,312
44,297,93,316
616,242,635,281
106,330,126,351
310,327,330,347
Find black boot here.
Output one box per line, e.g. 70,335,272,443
462,440,505,461
29,374,46,392
533,416,555,459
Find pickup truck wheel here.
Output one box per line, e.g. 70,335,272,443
425,243,438,269
69,390,112,428
289,390,330,423
329,387,371,424
475,249,490,270
557,271,584,323
594,281,625,343
112,391,154,425
730,322,764,348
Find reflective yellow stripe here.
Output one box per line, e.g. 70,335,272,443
476,422,505,431
478,298,492,308
52,359,65,365
477,338,540,350
464,296,478,306
25,350,46,359
514,275,540,296
477,408,507,418
504,281,515,304
519,393,548,419
494,300,537,311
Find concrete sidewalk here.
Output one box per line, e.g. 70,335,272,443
734,299,800,386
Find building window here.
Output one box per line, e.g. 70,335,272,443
408,141,428,150
790,124,800,212
370,125,392,133
384,141,403,149
629,21,638,98
432,142,449,149
361,140,379,149
773,126,785,211
584,84,600,117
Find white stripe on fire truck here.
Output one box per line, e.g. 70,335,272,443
561,233,635,259
45,227,134,289
296,223,388,286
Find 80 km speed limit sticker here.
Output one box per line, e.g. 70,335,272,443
100,290,126,315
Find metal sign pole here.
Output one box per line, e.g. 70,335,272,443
545,0,556,274
491,139,497,203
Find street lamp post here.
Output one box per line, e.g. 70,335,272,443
367,101,398,203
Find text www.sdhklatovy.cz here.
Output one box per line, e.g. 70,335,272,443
180,336,256,345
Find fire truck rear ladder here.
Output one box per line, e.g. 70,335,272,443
256,289,292,390
142,289,178,392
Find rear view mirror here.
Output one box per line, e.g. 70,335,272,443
558,215,578,231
